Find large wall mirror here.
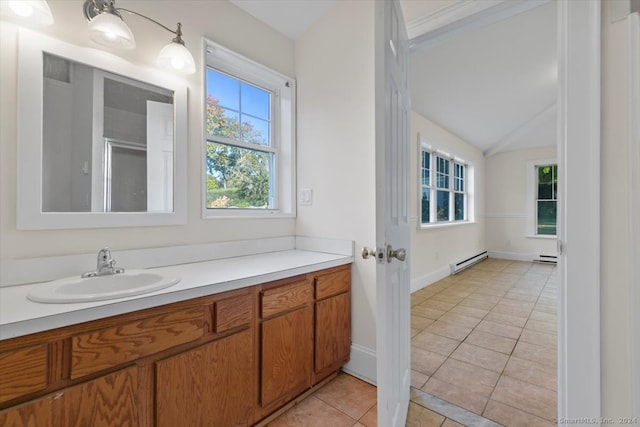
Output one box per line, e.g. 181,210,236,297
17,29,187,229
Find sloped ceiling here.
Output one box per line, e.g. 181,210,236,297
409,1,557,155
228,0,336,39
229,0,557,156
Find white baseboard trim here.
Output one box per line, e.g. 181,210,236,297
410,265,451,293
342,343,377,386
488,250,537,262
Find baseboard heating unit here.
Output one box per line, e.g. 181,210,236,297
534,254,557,264
450,251,488,275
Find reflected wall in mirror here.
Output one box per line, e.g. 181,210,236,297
42,53,175,213
17,29,187,230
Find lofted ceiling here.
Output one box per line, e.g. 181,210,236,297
228,0,336,39
409,1,557,155
229,0,557,156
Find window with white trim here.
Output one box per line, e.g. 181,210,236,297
420,146,469,225
535,164,557,235
204,40,295,217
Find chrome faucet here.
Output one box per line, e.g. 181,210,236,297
81,247,125,278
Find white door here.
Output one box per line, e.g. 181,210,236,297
375,0,411,425
146,100,174,212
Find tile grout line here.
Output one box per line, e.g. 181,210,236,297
412,260,558,424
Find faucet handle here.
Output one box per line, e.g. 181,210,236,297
98,246,111,260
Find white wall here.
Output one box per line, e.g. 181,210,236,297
485,146,557,259
410,112,485,289
0,1,296,260
294,0,377,379
600,0,634,417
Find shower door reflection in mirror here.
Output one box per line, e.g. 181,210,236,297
41,53,175,213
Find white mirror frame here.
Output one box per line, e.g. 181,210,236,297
16,29,187,230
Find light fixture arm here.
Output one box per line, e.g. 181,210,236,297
84,0,185,45
117,8,185,45
83,0,196,74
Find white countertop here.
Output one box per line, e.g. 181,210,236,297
0,249,352,340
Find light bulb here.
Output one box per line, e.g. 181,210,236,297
157,41,195,75
1,0,53,26
171,57,185,70
8,1,34,17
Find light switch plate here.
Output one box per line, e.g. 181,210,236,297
299,188,313,205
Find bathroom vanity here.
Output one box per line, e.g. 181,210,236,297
0,262,351,426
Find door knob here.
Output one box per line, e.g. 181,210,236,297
387,245,406,262
362,247,376,259
362,246,385,263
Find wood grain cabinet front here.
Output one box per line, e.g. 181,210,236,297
155,328,255,427
0,265,351,426
0,345,48,404
71,307,205,379
313,266,352,384
258,277,314,416
0,366,139,427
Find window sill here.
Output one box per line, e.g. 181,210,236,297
203,209,295,220
526,234,557,240
418,221,477,231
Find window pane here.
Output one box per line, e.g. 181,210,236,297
454,193,464,221
436,157,449,189
537,200,557,235
206,68,272,147
240,114,270,146
207,106,240,140
206,69,239,110
437,190,449,221
241,82,270,120
421,151,430,186
421,188,430,224
454,163,464,192
537,165,554,199
206,142,272,209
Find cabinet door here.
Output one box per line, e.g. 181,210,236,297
260,306,312,409
0,366,139,427
315,292,351,378
155,329,254,427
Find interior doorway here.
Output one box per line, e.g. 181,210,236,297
400,0,601,423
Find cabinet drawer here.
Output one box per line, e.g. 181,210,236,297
261,281,312,318
315,268,350,300
214,294,253,333
71,307,204,379
0,345,48,403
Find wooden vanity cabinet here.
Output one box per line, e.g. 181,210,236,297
156,328,255,427
258,277,314,417
0,264,351,426
313,265,352,384
0,366,140,427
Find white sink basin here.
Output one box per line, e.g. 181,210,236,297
27,270,180,303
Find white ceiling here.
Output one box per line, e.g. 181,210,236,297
229,0,336,40
409,1,557,154
230,0,557,156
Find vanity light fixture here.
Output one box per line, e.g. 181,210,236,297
83,0,196,75
0,0,54,26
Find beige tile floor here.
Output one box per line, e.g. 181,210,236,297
266,372,463,427
411,258,557,426
267,258,556,427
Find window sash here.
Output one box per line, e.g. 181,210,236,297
420,148,467,224
535,164,558,235
206,68,278,210
206,67,275,151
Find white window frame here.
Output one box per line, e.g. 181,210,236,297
202,39,296,218
526,158,557,238
418,135,473,227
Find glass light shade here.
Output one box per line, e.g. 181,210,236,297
1,0,54,26
87,12,135,50
157,41,196,75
